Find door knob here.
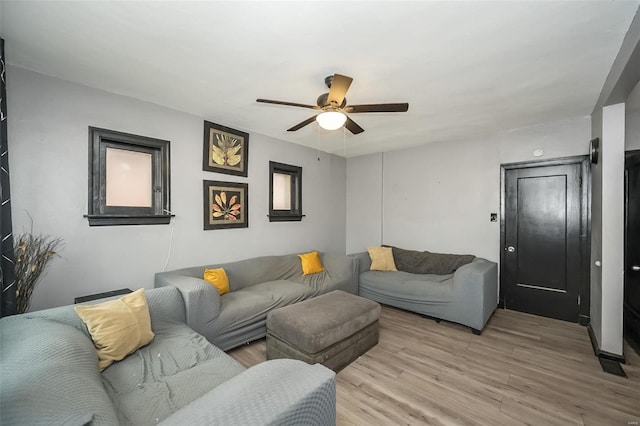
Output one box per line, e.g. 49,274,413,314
506,246,515,253
632,265,640,271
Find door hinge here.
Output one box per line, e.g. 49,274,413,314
577,295,581,306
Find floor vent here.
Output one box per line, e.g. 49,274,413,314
598,358,627,377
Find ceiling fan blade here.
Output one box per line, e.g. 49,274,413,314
327,74,353,107
257,99,320,110
344,116,364,135
344,103,409,113
287,115,318,131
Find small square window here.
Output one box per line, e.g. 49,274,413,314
269,161,303,222
86,127,171,226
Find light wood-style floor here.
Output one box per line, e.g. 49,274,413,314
228,307,640,425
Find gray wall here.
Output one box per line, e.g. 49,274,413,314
345,153,383,254
346,117,591,266
628,82,640,150
7,66,346,311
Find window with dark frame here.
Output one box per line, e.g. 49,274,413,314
86,127,171,226
269,161,303,222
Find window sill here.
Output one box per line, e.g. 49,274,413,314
267,214,305,222
84,214,174,226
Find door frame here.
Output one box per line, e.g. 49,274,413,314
500,155,591,325
624,149,640,350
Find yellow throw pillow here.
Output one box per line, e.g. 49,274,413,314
367,246,398,271
204,268,230,295
298,250,325,275
74,289,155,371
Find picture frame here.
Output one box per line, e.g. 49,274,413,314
203,180,249,230
203,120,249,177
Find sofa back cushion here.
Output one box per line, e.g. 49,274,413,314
157,252,360,297
173,254,306,291
0,316,119,425
20,287,186,338
385,246,475,275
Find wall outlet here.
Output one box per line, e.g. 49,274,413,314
490,213,497,222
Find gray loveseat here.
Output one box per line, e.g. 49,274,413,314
351,251,498,333
155,252,358,350
0,287,336,426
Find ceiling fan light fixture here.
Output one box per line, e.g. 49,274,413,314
316,111,347,130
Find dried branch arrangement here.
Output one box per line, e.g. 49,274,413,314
14,234,63,314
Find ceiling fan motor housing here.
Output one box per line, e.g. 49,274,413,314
317,93,347,109
324,75,334,88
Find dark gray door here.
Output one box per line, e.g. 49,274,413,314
503,163,583,322
624,153,640,347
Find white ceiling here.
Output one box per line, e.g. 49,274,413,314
1,1,639,157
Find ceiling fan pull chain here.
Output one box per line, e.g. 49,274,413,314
316,126,320,162
343,126,346,157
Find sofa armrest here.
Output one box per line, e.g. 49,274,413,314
320,253,359,294
154,273,222,332
159,359,336,426
349,252,371,275
452,258,498,330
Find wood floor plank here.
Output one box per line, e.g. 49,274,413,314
499,395,584,426
228,306,640,425
354,379,470,426
507,373,640,421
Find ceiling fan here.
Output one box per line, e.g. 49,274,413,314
256,73,409,135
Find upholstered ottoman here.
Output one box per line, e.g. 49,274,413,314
266,290,381,372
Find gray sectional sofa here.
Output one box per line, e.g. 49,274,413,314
154,252,359,350
351,252,498,333
0,287,336,426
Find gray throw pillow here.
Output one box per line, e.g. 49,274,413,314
383,245,474,275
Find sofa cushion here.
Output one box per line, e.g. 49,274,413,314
74,289,155,371
359,270,454,302
212,280,309,336
298,250,325,275
204,267,230,295
367,246,397,271
0,317,119,425
101,321,246,425
385,246,474,275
